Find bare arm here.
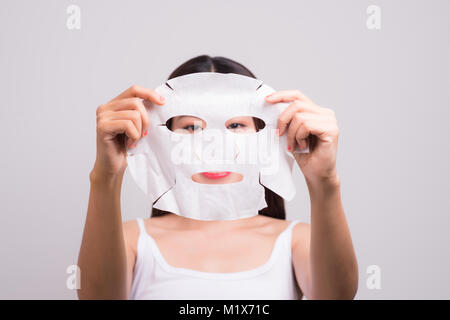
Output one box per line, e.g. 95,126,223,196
77,85,164,299
292,176,358,299
77,169,128,299
266,89,358,299
306,175,358,299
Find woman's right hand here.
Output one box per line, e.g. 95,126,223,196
91,85,165,181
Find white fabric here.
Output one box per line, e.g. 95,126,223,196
130,218,302,300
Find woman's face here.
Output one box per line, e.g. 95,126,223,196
170,115,257,184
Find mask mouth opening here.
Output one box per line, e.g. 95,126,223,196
191,172,243,184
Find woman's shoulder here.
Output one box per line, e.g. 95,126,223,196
290,219,311,251
257,216,310,248
121,219,142,258
247,216,310,256
121,217,165,256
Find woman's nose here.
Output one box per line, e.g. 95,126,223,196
193,130,238,164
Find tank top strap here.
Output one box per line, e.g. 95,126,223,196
283,219,301,235
284,219,302,257
136,218,147,236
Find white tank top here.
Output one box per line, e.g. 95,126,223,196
130,218,302,300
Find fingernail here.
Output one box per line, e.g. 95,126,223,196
266,94,272,100
160,96,165,102
132,143,137,148
275,128,280,136
287,145,291,151
143,130,148,137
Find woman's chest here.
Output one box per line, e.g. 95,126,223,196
148,229,284,273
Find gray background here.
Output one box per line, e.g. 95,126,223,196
0,0,449,299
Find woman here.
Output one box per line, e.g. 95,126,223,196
77,55,358,300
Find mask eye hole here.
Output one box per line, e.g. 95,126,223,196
166,115,207,134
225,116,265,134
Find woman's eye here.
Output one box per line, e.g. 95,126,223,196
183,124,202,132
227,123,246,130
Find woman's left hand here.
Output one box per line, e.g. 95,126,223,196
265,90,339,185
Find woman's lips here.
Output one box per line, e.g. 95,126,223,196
200,171,231,179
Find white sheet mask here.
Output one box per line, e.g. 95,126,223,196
126,72,309,220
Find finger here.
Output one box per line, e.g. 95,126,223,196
295,123,311,150
109,85,165,105
277,101,322,136
101,98,150,138
290,114,327,151
286,116,302,152
266,89,313,104
100,119,140,148
102,110,142,143
295,118,334,146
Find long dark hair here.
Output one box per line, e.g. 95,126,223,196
151,55,286,220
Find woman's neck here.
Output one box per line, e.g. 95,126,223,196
160,213,265,233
